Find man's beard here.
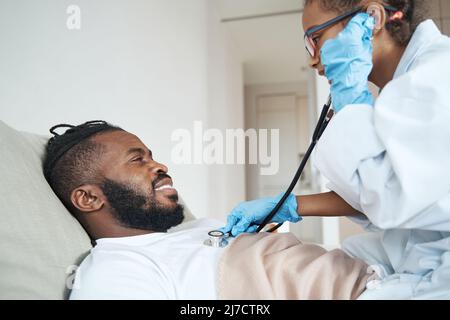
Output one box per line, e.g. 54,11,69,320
101,179,184,232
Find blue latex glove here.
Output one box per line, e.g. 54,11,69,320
320,13,375,113
219,193,301,237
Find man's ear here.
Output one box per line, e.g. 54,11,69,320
70,184,106,213
366,3,387,34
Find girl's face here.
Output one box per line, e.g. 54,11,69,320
302,1,351,77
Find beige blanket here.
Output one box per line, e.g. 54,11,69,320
218,232,374,300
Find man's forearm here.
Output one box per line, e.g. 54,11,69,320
296,192,362,217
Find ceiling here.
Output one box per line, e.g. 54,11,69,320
216,0,309,85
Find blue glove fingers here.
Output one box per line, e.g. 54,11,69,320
343,13,374,40
219,213,240,234
363,16,375,39
231,216,253,237
244,225,259,234
322,14,373,57
321,15,374,66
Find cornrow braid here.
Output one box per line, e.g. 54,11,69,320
43,120,123,212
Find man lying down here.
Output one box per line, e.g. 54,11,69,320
43,121,375,300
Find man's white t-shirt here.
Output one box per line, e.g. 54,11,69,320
69,218,229,299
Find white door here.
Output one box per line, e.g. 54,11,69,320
254,92,323,241
256,94,302,233
257,94,299,198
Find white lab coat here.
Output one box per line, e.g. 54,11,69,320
313,20,450,299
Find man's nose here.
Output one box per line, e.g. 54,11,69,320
149,160,168,174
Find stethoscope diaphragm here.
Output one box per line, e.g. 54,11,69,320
204,230,229,248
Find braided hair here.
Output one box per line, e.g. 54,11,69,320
304,0,428,46
43,120,123,212
384,0,426,46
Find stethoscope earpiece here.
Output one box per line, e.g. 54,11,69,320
367,4,382,30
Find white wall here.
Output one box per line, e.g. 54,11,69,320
206,1,246,218
429,0,450,35
0,0,245,220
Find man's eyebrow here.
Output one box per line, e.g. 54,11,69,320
126,147,152,157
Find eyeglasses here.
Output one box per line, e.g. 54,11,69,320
304,5,398,58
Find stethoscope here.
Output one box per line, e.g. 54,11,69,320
205,96,334,247
204,230,230,248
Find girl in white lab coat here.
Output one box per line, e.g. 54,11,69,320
222,0,450,299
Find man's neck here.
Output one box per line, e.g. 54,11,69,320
94,226,155,240
83,212,154,240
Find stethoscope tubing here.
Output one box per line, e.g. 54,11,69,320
256,95,333,233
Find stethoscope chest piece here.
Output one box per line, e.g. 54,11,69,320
204,230,229,248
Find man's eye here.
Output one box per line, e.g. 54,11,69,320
131,157,143,162
312,36,320,45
